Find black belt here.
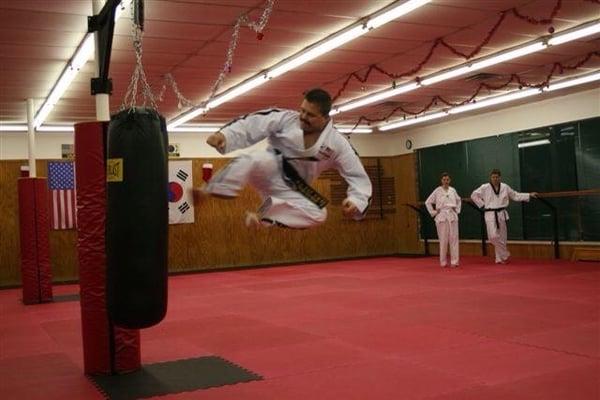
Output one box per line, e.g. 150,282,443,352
278,152,329,209
483,207,506,229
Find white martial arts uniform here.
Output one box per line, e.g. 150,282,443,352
205,108,372,228
425,186,461,267
470,183,530,263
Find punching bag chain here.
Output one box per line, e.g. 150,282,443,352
121,0,158,112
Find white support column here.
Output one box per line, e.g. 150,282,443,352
93,0,111,121
26,98,37,177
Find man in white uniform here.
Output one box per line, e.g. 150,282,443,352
425,173,461,268
196,88,372,229
471,169,538,264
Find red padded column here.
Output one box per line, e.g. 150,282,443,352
34,179,52,302
17,177,52,304
75,121,140,375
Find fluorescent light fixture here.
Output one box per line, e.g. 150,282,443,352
420,65,473,86
335,125,373,134
448,88,539,114
169,0,431,128
168,124,222,133
0,124,27,132
378,70,599,131
167,107,209,130
517,139,551,148
206,75,269,109
268,0,432,79
33,0,132,128
367,0,430,29
36,125,75,132
546,71,600,91
332,82,420,115
469,42,547,72
548,20,600,45
333,20,597,117
268,26,366,78
378,111,447,131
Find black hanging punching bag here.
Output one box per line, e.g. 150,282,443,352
106,107,169,329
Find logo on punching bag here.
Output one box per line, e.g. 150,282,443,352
107,159,123,182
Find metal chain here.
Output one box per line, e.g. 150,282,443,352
121,0,159,111
122,0,275,113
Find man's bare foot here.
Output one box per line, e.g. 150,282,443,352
245,211,262,229
192,186,209,206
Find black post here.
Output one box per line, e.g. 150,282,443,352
536,197,560,259
465,201,487,256
405,204,429,256
87,0,123,95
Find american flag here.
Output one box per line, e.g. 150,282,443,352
47,161,77,230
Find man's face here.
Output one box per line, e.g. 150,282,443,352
490,173,501,186
299,99,328,134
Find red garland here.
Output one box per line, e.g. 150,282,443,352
332,0,574,102
350,51,600,130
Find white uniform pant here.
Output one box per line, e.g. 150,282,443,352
485,213,510,263
435,219,459,266
205,149,327,229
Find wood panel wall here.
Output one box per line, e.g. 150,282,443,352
0,154,421,287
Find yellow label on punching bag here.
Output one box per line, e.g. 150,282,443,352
107,158,123,182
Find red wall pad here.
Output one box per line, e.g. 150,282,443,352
75,122,140,375
17,177,53,304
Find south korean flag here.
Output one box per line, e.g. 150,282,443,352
168,160,194,224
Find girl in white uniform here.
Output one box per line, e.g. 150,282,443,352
199,89,372,229
425,173,462,268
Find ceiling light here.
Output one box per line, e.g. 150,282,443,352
33,0,132,129
469,42,547,71
378,112,447,131
0,124,27,132
545,71,600,91
169,0,431,128
335,126,373,134
36,125,76,132
333,20,598,116
420,65,473,86
517,139,551,148
168,124,222,133
377,70,599,131
448,89,539,114
332,82,420,115
367,0,431,29
548,20,600,45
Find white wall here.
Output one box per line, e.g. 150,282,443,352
1,88,598,160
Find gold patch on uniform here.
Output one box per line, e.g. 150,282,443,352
107,158,123,182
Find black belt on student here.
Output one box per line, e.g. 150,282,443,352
483,207,506,229
277,151,329,209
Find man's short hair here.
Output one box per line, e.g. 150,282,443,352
490,169,502,176
304,88,332,117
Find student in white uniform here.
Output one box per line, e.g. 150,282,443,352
425,172,462,268
471,169,538,264
194,88,372,229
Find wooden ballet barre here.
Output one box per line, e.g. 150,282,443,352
535,188,600,198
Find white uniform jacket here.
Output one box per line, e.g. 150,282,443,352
219,108,372,217
470,182,530,223
425,186,462,222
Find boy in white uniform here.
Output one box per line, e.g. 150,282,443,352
471,169,537,264
425,173,462,268
195,88,372,229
